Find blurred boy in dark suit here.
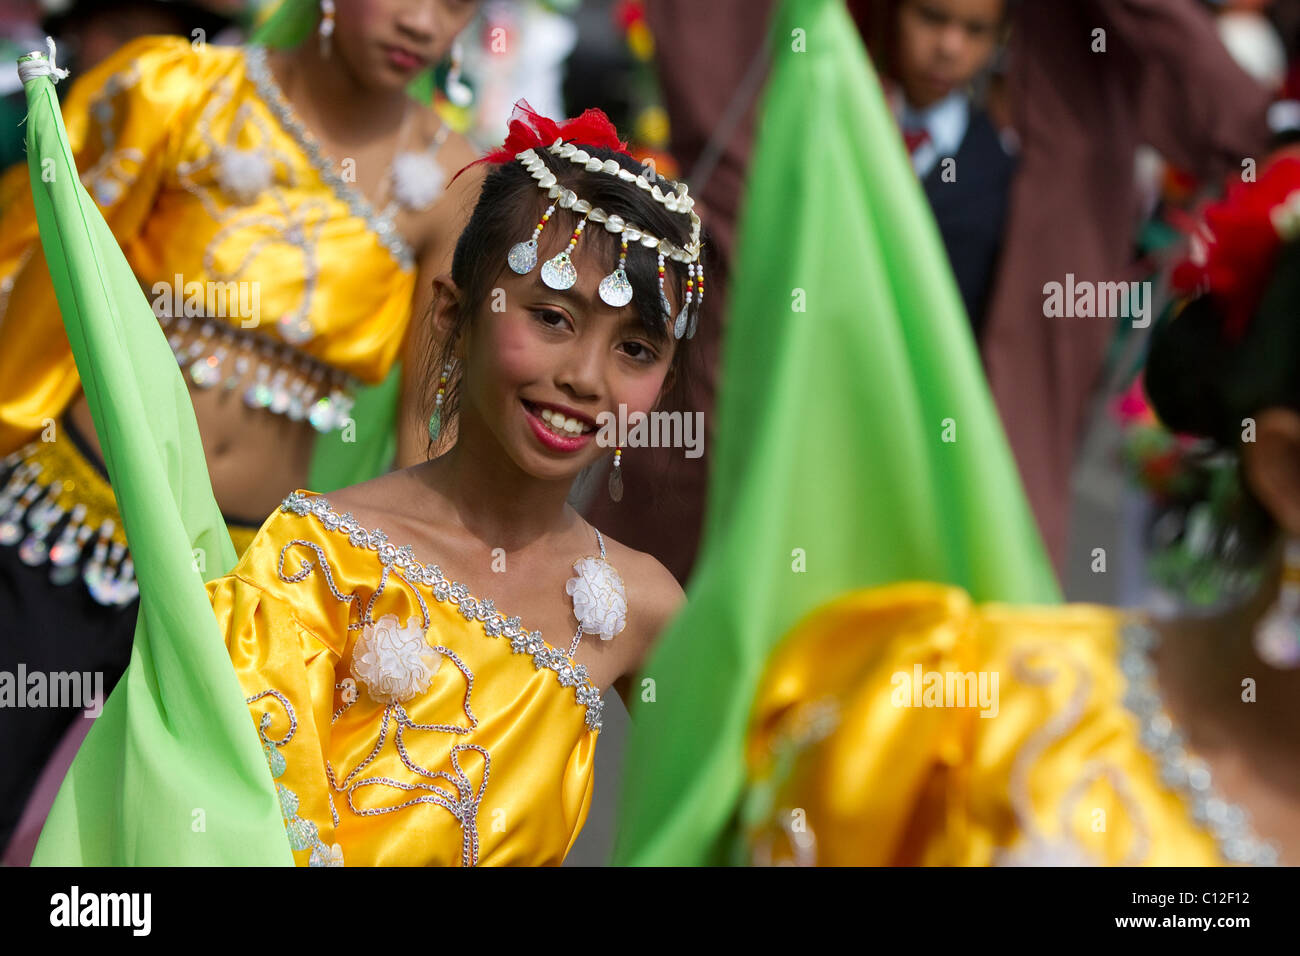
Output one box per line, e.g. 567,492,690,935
883,0,1013,340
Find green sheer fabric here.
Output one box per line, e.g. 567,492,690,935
609,0,1059,866
22,59,292,865
28,1,446,862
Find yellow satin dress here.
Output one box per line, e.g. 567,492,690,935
0,34,419,455
743,583,1281,866
206,490,600,867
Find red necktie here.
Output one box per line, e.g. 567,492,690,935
902,126,930,154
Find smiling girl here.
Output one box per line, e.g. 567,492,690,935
201,105,700,865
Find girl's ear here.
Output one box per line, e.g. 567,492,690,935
431,274,462,344
431,273,472,362
1241,407,1300,537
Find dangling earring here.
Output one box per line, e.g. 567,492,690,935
608,448,624,502
656,251,669,320
1254,535,1300,668
674,262,695,339
445,39,473,108
428,360,454,442
319,0,336,58
688,261,704,339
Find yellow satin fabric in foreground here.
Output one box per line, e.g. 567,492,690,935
744,583,1226,866
0,35,416,455
206,492,598,866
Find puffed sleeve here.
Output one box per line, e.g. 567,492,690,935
742,584,976,866
741,583,1223,866
207,569,346,867
0,35,207,454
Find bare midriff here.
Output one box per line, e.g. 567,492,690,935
66,314,322,522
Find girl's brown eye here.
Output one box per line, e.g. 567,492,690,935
532,309,568,329
622,341,657,362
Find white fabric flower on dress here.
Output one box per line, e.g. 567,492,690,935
391,150,446,211
566,557,627,641
215,146,273,204
351,614,443,704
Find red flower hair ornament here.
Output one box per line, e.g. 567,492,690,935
452,100,632,182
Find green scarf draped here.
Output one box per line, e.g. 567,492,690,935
22,50,291,864
26,2,444,864
609,0,1059,866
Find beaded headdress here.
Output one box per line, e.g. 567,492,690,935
465,101,704,339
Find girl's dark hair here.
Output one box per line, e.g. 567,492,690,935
423,145,705,452
1145,239,1300,448
1144,239,1300,554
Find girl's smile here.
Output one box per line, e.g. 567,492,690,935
521,398,598,452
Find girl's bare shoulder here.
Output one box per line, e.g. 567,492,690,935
595,531,686,645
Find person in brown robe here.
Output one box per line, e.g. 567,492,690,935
589,0,1270,587
979,0,1271,578
581,0,779,584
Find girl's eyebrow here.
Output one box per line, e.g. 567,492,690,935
526,276,670,340
530,280,592,315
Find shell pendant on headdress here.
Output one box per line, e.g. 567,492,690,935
541,216,588,290
598,235,633,307
509,203,555,275
508,240,538,274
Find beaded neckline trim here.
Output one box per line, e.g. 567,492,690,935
242,45,414,271
1119,619,1280,865
280,491,604,732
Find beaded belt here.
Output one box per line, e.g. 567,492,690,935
0,426,260,608
157,308,359,434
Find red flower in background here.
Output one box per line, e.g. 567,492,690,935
1112,374,1155,426
614,0,646,31
1171,157,1300,340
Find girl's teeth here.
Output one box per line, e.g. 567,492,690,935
536,406,587,436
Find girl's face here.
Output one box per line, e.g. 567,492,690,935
335,0,479,92
454,240,678,484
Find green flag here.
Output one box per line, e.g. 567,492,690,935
610,0,1059,866
20,49,292,865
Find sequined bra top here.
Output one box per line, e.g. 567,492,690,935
0,35,447,451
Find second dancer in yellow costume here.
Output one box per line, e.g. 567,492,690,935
0,0,484,851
